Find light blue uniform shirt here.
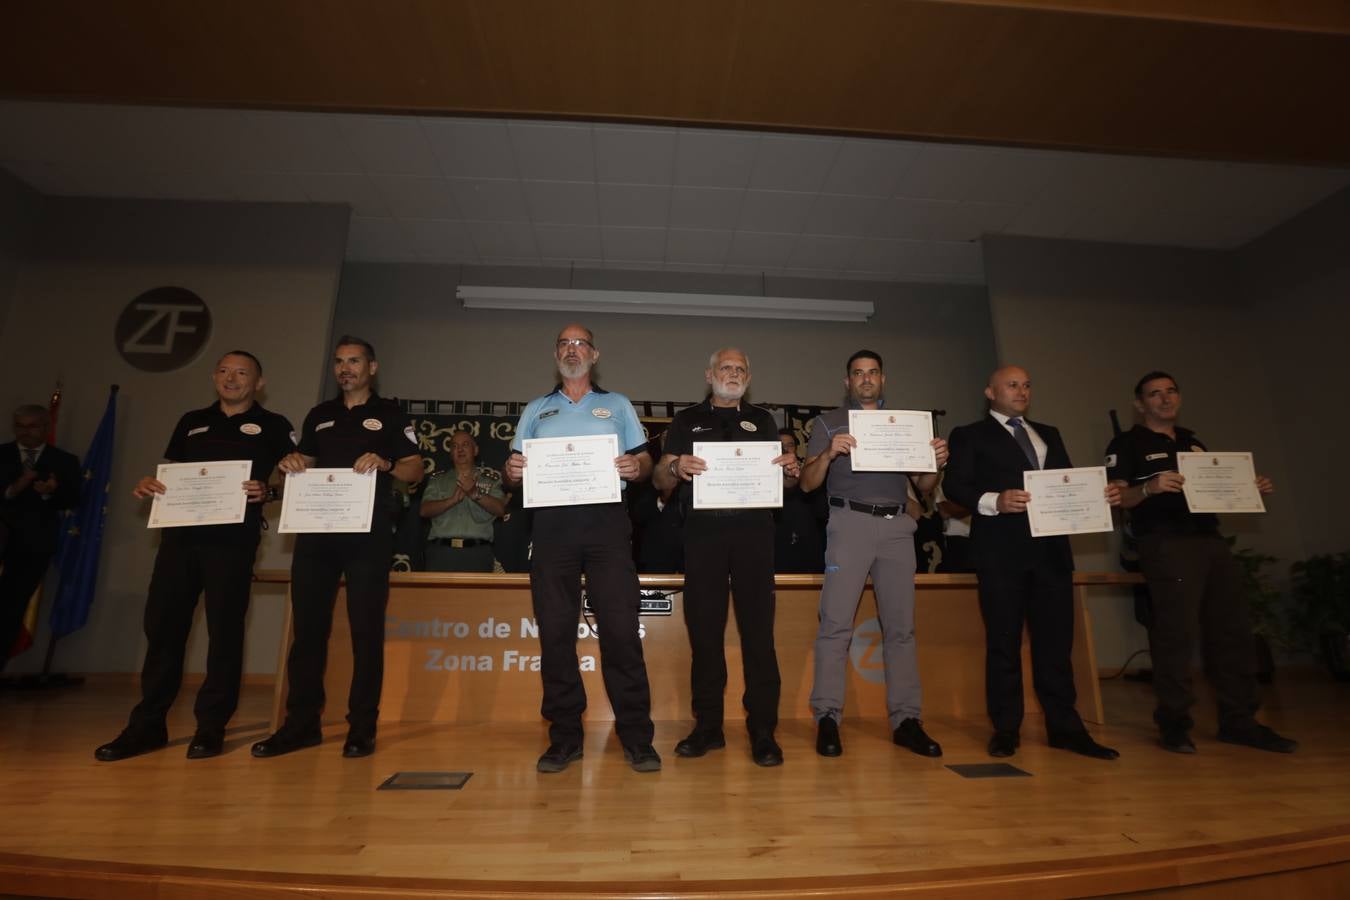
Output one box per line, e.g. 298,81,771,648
512,385,648,491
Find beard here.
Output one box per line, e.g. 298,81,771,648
711,381,746,402
558,357,593,380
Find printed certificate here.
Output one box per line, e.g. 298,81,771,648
848,409,936,472
1024,466,1114,537
692,441,783,510
1176,452,1265,514
148,460,252,528
522,434,621,508
278,468,378,533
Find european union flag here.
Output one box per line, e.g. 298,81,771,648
50,386,118,639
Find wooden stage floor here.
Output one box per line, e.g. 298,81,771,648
1,672,1347,899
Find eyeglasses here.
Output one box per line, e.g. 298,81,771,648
556,338,594,351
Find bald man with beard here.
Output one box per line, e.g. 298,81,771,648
945,365,1122,761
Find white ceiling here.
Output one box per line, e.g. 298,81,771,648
2,100,1348,286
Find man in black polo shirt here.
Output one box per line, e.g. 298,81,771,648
654,348,799,767
95,351,293,761
252,336,423,760
1107,371,1293,755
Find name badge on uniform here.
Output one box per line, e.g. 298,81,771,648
739,420,757,432
362,418,383,431
239,423,261,435
592,407,612,419
315,420,335,432
187,426,210,437
1145,452,1168,461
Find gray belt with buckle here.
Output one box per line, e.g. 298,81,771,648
434,537,492,549
829,496,905,518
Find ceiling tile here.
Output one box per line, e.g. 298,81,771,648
664,229,734,265
296,172,391,216
541,257,605,268
749,135,840,192
594,125,676,185
422,118,519,180
534,224,604,259
874,198,1019,242
737,191,814,233
598,184,671,228
337,114,441,176
674,129,758,188
523,181,599,226
467,221,539,258
725,232,795,268
374,175,462,219
805,194,884,236
669,186,743,229
226,171,308,203
788,235,859,270
448,178,530,222
601,226,667,261
400,218,478,262
822,138,921,196
347,217,417,262
240,111,362,173
509,122,595,181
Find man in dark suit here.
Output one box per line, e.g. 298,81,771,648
945,366,1120,760
0,404,81,667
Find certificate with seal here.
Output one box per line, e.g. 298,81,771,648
1176,452,1265,514
278,468,378,533
1023,466,1113,537
692,441,783,510
148,460,252,528
848,409,936,472
522,434,621,508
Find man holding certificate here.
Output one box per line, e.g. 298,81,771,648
946,365,1121,761
96,351,293,762
654,348,800,767
799,350,947,759
252,336,423,761
1107,371,1292,755
504,324,659,774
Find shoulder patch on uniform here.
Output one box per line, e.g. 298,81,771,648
315,420,335,432
1105,453,1117,467
739,420,758,432
592,407,612,419
239,423,261,435
362,418,383,431
539,408,559,420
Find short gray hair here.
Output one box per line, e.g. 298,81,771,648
707,347,750,372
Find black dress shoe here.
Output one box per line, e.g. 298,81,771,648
816,717,842,757
1159,725,1197,754
250,726,323,758
94,728,168,762
536,742,584,773
342,733,376,758
750,732,784,768
1217,722,1298,754
893,718,942,757
623,743,662,772
674,728,726,758
1049,731,1120,760
987,731,1019,758
186,730,225,760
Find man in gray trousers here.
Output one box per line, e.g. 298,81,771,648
800,350,948,758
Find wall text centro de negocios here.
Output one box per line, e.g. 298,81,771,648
386,616,648,673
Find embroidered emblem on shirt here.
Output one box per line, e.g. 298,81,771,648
1145,452,1168,461
239,423,261,435
539,408,559,420
1105,453,1117,467
691,425,711,433
592,408,612,419
739,421,757,432
315,421,335,432
187,426,209,437
362,418,383,431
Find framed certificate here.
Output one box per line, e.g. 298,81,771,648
1176,452,1265,514
1024,466,1114,538
522,434,621,509
278,468,378,533
692,441,783,510
148,460,252,528
848,409,936,472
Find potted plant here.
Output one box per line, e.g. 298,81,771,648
1232,543,1288,684
1288,552,1350,682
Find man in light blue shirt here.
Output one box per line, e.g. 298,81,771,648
505,323,659,773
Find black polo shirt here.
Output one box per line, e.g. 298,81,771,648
1105,424,1219,536
297,393,419,526
163,401,296,545
664,398,780,518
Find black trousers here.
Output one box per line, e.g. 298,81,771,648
285,530,392,736
1138,532,1257,731
0,545,51,667
682,513,780,735
976,553,1083,737
126,535,258,733
530,503,653,747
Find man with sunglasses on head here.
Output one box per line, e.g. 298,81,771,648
505,324,659,774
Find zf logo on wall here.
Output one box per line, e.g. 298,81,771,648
115,287,213,372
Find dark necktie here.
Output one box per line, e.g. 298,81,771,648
1008,417,1039,469
22,448,38,470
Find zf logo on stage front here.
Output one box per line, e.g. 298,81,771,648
115,286,213,373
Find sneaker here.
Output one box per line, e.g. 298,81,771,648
536,742,583,773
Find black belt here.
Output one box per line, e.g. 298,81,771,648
433,537,492,548
830,496,905,518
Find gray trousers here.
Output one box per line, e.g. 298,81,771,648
811,507,921,729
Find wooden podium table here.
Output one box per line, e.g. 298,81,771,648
256,571,1139,731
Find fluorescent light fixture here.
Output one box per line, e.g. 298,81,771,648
456,285,873,322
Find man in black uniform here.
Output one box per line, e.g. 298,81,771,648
252,336,423,759
945,365,1121,761
1107,371,1294,755
1,404,81,669
95,351,292,760
654,348,800,766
